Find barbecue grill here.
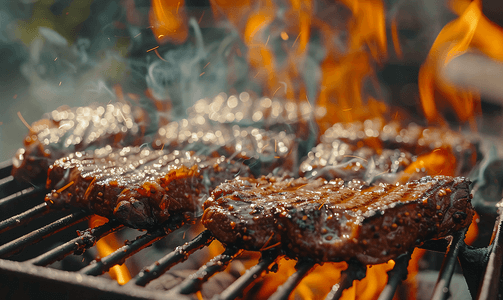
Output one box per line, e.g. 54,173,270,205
0,159,501,300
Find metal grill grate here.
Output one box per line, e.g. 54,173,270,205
0,161,502,300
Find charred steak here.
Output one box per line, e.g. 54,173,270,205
202,175,474,264
45,146,250,228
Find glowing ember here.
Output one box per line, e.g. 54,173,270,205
89,215,131,285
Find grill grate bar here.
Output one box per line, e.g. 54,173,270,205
0,176,15,196
0,176,29,199
377,253,412,300
0,259,177,300
268,259,316,300
0,210,89,258
0,159,497,300
27,222,124,266
130,230,214,287
0,186,43,211
79,219,184,276
0,161,12,179
431,228,467,300
324,261,367,300
0,202,49,234
216,250,278,300
173,247,243,295
477,201,503,300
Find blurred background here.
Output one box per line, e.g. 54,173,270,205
1,0,502,162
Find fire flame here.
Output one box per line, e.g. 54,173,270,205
245,258,394,300
201,0,476,298
89,215,131,285
315,0,388,132
418,0,503,126
150,0,188,44
147,0,482,297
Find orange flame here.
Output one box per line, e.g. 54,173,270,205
418,0,503,126
391,17,403,59
212,0,389,132
397,148,457,184
203,0,481,298
211,0,313,101
89,216,131,285
339,0,387,62
208,1,425,298
316,0,388,132
247,258,394,300
465,211,479,245
150,0,188,44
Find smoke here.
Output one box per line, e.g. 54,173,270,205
0,0,461,162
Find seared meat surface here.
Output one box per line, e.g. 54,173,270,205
186,94,312,135
45,146,250,228
299,141,414,183
12,103,154,183
202,175,474,264
13,98,298,184
153,121,297,176
321,119,478,174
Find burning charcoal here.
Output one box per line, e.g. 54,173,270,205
45,146,250,228
12,102,156,183
202,175,474,265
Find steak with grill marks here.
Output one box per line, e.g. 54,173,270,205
12,103,156,183
45,146,250,228
202,175,474,264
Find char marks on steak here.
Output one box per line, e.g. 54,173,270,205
45,146,250,228
12,103,154,183
202,175,474,264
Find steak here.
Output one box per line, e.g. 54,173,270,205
45,146,250,228
152,121,298,176
12,98,298,184
202,175,474,264
12,103,155,183
321,119,478,174
299,140,414,183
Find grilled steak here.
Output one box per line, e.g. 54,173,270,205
153,121,298,176
187,94,312,134
202,175,474,264
299,140,414,183
12,103,155,183
321,119,478,174
13,97,298,183
45,146,250,228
